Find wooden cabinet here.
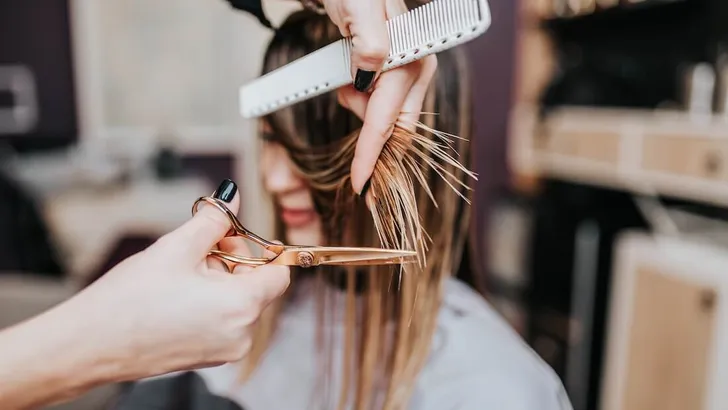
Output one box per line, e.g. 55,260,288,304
522,107,728,208
602,232,728,410
641,134,728,182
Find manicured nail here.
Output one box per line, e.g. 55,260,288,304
354,70,376,92
213,179,237,203
359,177,372,198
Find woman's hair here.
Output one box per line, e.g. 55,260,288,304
243,8,475,410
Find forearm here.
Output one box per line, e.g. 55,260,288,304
0,297,122,409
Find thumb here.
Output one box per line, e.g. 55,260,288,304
174,179,241,259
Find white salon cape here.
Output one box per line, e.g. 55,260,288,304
115,278,573,410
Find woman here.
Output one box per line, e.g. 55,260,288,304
115,10,572,410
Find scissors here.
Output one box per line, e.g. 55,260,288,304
192,196,418,268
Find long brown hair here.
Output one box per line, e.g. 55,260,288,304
242,9,475,410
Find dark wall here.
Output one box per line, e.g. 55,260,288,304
0,0,78,153
0,1,78,276
466,0,518,284
541,0,728,111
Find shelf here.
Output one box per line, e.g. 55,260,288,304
543,0,694,26
540,0,708,47
510,105,728,207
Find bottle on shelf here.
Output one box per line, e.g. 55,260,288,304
716,54,728,118
683,62,717,119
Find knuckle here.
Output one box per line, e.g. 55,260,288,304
341,0,367,18
341,0,355,15
374,121,395,140
279,268,292,289
271,266,291,286
220,288,261,327
237,296,264,326
355,40,389,65
231,335,253,361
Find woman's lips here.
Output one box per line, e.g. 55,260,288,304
280,207,317,228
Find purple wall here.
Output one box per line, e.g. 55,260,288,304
0,0,79,152
466,0,518,286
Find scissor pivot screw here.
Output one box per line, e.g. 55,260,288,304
297,251,315,268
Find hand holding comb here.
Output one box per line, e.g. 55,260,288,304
239,0,492,119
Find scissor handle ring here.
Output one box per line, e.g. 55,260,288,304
192,197,280,247
192,196,285,267
192,196,248,236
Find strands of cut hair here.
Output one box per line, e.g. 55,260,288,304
303,117,477,267
287,116,477,410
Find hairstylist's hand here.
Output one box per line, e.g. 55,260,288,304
66,179,289,380
321,0,438,196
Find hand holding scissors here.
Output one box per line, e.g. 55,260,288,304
192,196,417,270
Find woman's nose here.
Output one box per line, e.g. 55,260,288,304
262,144,302,193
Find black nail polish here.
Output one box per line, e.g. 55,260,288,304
213,179,237,203
354,70,376,92
359,177,372,198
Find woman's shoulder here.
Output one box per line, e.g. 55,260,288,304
412,278,573,410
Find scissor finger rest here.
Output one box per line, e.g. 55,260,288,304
192,196,285,266
192,196,284,250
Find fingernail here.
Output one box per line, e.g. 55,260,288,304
213,179,237,203
354,70,376,92
359,177,372,198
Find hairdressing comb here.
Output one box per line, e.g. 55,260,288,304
239,0,491,118
193,196,417,268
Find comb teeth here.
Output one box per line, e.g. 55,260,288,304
388,0,481,57
240,0,491,119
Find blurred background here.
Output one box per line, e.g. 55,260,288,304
2,0,728,409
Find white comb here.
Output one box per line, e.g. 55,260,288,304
239,0,491,119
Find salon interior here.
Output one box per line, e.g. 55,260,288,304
2,0,728,409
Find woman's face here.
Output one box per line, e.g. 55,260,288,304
260,124,323,246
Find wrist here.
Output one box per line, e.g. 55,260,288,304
55,286,138,383
0,297,121,408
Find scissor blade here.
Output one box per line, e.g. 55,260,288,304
274,247,417,266
319,247,417,265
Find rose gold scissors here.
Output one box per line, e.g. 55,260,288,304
192,196,417,268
